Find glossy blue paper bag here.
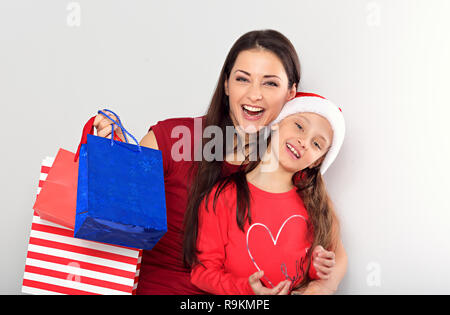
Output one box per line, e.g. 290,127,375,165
74,110,167,250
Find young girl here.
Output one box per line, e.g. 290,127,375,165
189,92,345,294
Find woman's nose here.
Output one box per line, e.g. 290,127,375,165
247,84,262,102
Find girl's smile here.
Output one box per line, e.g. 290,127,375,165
285,142,301,159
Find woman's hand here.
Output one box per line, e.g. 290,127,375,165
93,110,125,141
290,245,337,295
312,245,336,280
290,280,336,295
248,271,291,295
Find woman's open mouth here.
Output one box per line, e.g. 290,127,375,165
241,104,265,121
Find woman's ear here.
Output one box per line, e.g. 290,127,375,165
287,83,297,101
224,78,229,96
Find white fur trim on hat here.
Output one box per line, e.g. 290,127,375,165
270,93,345,175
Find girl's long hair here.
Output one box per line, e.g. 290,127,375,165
291,163,340,289
182,29,301,268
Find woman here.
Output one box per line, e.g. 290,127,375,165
94,29,347,294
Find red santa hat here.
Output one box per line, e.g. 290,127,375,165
270,92,345,174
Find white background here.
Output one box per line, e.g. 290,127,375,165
1,0,449,294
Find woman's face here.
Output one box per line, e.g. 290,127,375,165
273,112,333,173
225,49,297,132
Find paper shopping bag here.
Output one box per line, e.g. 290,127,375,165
32,148,78,229
22,158,142,295
74,109,167,250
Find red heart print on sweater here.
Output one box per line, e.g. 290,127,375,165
246,214,311,289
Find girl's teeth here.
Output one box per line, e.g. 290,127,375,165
287,143,300,158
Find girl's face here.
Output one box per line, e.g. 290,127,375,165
225,49,297,132
274,112,333,173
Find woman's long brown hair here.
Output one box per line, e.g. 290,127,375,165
182,29,301,268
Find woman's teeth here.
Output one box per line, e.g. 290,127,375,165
242,105,264,114
286,143,300,158
243,105,264,113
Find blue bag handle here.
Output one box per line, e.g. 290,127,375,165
98,109,142,152
98,109,129,143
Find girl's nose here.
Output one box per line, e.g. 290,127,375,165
297,137,307,150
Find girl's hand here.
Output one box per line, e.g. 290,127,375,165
248,271,291,295
312,245,336,280
93,110,125,141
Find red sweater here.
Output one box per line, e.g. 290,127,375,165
191,181,319,295
137,117,241,295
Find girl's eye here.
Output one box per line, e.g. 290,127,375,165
314,141,322,150
295,123,303,131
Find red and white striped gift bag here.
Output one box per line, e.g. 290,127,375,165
22,156,142,295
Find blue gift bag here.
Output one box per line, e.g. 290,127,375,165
74,109,167,250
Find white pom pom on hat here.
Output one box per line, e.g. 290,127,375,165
270,92,345,175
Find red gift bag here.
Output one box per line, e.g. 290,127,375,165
23,157,142,295
33,148,78,229
33,115,122,229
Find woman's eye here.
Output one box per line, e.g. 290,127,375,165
236,77,249,82
265,81,278,87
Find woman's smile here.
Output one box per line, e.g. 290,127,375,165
241,104,266,121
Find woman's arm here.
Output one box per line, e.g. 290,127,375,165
139,130,159,150
327,237,348,291
292,201,348,295
315,237,347,293
292,237,347,295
